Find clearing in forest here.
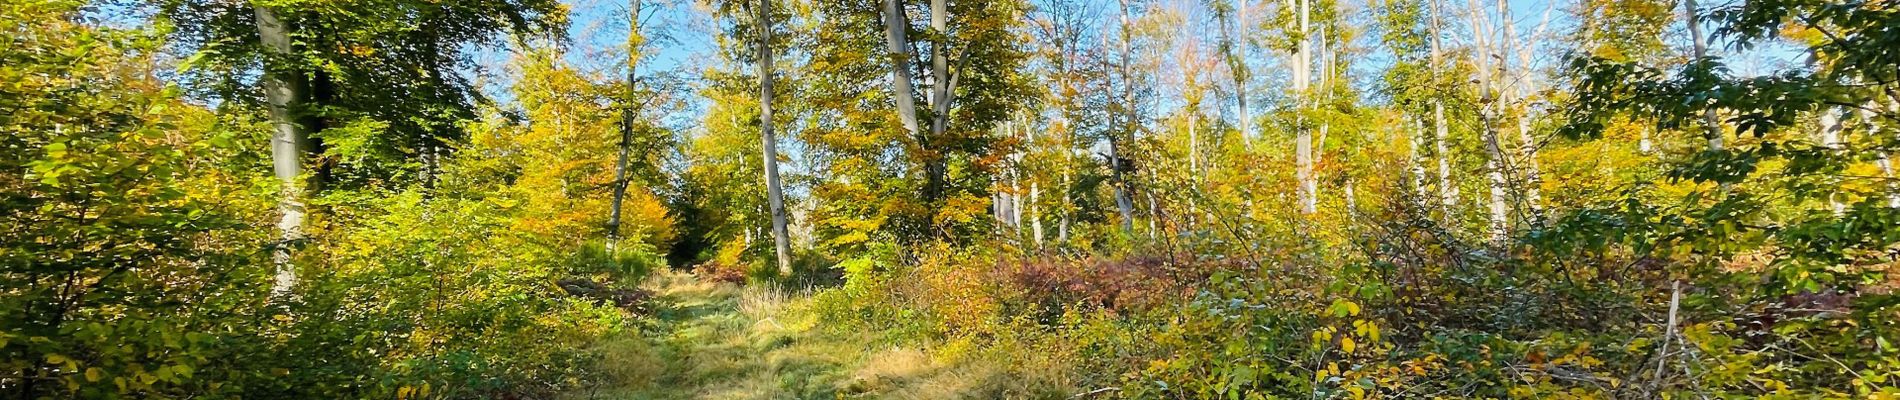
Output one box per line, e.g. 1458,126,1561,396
570,271,1054,399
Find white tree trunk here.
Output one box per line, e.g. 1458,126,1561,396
1430,0,1455,212
253,4,306,297
927,0,952,138
1111,0,1137,233
1294,0,1316,214
882,0,923,137
1822,106,1845,213
1469,0,1508,241
1508,0,1545,215
759,0,793,276
1030,181,1044,246
1236,0,1252,149
1684,0,1722,151
1411,119,1429,200
1875,100,1898,207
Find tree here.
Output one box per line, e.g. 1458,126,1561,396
1030,0,1099,243
608,0,645,248
1292,0,1316,214
249,3,308,295
161,0,568,294
2,5,266,395
803,0,1031,242
757,0,794,275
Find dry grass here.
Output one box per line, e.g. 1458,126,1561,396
567,269,1074,400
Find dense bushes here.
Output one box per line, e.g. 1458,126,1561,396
0,4,653,397
811,179,1900,398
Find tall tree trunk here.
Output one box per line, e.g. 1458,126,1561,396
1469,0,1507,241
1410,119,1428,200
1030,180,1044,246
1235,0,1251,150
760,0,793,276
1430,0,1455,213
1112,0,1136,233
253,4,307,297
1294,0,1316,214
1188,109,1200,176
1511,0,1553,217
922,0,954,206
1683,0,1722,151
608,0,642,249
882,0,927,198
1055,21,1074,243
1821,106,1845,213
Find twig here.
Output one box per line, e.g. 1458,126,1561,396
1653,280,1682,389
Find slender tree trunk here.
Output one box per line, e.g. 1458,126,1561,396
1294,0,1316,214
1430,0,1455,213
1056,25,1074,243
922,0,955,207
882,0,927,202
1684,0,1722,151
881,0,922,136
1507,0,1545,215
608,0,643,249
759,0,793,275
1030,180,1044,246
1188,109,1200,175
1435,103,1454,209
1410,119,1428,199
1821,106,1845,213
1112,0,1136,233
1469,0,1508,241
1483,122,1508,242
253,4,307,297
1235,0,1251,150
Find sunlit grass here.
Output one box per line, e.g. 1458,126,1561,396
567,270,1071,399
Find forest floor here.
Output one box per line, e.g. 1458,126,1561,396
566,270,1038,399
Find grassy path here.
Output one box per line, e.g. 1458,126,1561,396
568,271,1045,399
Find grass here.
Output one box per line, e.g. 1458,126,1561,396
565,270,1068,399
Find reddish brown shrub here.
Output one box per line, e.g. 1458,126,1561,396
992,254,1244,314
695,260,750,284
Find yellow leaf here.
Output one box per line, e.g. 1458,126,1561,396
85,368,101,382
1342,337,1357,353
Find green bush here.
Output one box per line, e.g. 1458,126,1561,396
568,241,663,284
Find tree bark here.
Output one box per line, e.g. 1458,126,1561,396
1821,106,1844,213
1430,0,1455,213
608,0,642,248
253,3,307,297
1294,0,1316,214
1234,0,1251,150
882,0,927,201
760,0,793,275
1112,0,1137,233
1410,119,1428,200
1683,0,1722,151
1469,0,1508,241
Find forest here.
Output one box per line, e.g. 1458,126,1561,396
4,0,1899,397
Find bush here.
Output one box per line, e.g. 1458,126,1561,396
568,241,663,284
